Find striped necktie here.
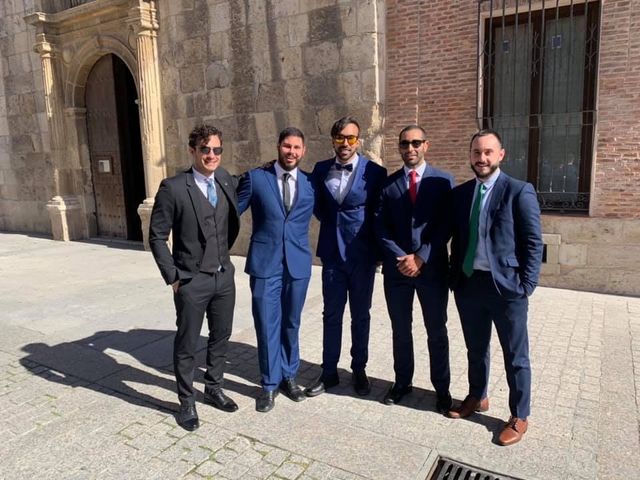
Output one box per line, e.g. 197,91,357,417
462,183,487,277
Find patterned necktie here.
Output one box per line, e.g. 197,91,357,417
462,183,487,277
408,170,418,204
206,177,217,208
282,173,291,213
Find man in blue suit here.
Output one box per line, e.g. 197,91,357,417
375,125,454,413
447,129,543,446
305,116,387,398
237,127,315,413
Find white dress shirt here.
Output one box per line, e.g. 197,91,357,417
325,152,358,204
274,161,298,208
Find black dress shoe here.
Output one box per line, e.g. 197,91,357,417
204,389,239,412
256,390,277,413
383,384,412,405
279,378,306,402
352,369,371,396
176,404,199,431
436,391,453,414
304,373,340,397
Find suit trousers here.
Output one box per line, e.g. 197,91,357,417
250,266,310,391
383,274,450,394
320,260,376,375
173,269,235,405
453,271,531,418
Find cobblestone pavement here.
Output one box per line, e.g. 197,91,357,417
0,233,639,479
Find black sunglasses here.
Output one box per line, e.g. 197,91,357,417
399,140,426,149
198,146,223,155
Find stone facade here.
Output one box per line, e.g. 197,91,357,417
0,0,638,296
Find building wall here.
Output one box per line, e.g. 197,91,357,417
385,0,640,296
0,0,50,233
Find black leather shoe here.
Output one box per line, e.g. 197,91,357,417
436,391,453,414
256,390,277,413
383,384,412,405
204,389,239,412
352,369,371,396
279,378,306,402
304,373,340,397
176,403,199,431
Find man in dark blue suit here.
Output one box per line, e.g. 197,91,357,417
375,125,454,413
237,127,315,413
448,129,543,446
305,116,387,397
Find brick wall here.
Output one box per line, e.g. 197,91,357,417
384,0,477,181
591,0,640,218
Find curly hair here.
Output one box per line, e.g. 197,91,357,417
188,124,222,148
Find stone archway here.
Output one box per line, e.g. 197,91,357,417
25,0,166,248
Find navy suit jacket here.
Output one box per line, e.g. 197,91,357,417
375,164,454,283
311,154,387,265
237,165,315,279
149,167,239,285
449,172,543,298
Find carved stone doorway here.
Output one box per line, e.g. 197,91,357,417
86,54,145,241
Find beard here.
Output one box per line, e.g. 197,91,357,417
471,162,499,179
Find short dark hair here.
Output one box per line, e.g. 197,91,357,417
278,126,305,145
398,125,427,141
330,116,360,138
469,129,503,149
188,124,222,148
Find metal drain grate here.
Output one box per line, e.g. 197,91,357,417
427,457,519,480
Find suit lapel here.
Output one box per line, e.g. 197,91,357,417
459,179,476,241
215,168,237,214
485,172,507,230
266,165,286,215
391,169,411,209
185,169,207,234
340,155,365,205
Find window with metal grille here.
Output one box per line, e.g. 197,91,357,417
478,0,600,213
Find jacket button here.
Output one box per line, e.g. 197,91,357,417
195,261,201,267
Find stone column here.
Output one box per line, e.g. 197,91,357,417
129,0,167,250
34,33,89,241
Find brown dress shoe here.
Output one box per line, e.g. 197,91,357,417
498,417,528,446
447,395,489,419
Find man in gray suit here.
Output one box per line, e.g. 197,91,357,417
150,124,240,431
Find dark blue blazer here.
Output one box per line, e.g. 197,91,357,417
237,165,315,279
311,155,387,265
375,164,454,283
449,172,543,298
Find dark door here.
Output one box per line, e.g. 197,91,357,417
86,54,145,240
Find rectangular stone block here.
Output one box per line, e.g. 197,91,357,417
559,243,588,266
288,14,309,46
587,244,640,268
542,233,561,245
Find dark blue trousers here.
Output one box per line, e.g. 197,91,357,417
454,271,531,418
250,266,310,392
320,260,376,375
383,274,450,395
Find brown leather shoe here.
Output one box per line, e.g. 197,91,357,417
498,417,528,446
447,395,489,419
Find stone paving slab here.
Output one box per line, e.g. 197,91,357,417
1,233,640,479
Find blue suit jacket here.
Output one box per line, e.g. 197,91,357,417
375,164,454,283
237,165,315,279
311,155,387,265
449,172,543,298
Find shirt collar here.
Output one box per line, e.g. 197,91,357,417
274,161,298,180
192,168,214,184
476,167,501,189
334,152,359,170
403,161,427,179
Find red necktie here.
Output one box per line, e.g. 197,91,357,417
408,170,418,204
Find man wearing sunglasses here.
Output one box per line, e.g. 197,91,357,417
149,124,240,431
375,125,454,413
237,127,315,413
305,116,387,398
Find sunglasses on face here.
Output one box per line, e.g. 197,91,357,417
198,146,223,155
399,139,426,149
333,135,359,146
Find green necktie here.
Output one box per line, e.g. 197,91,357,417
462,183,487,277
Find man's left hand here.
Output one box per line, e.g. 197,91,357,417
397,254,423,277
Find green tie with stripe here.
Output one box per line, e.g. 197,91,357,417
462,183,487,277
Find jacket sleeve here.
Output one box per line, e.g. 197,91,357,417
149,179,178,285
515,183,543,296
237,171,253,215
374,187,407,260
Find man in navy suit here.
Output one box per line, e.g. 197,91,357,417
375,125,454,413
447,129,543,446
305,116,387,398
150,124,240,431
237,127,315,413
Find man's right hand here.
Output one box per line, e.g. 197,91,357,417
172,280,180,293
